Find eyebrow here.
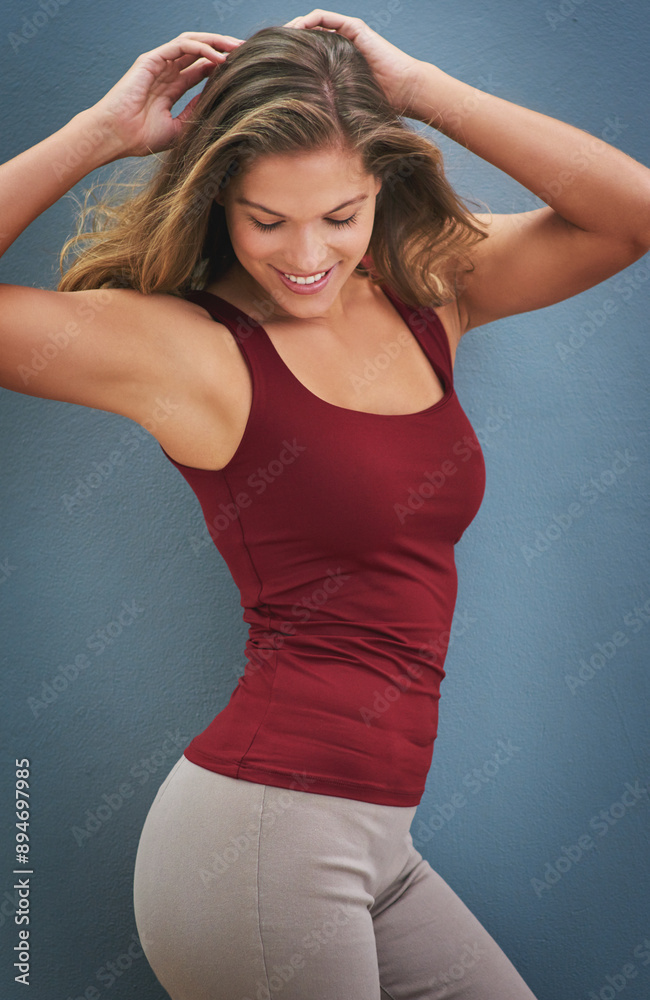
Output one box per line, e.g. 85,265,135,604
235,194,369,217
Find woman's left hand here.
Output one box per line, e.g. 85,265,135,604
283,9,427,118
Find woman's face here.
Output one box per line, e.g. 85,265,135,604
215,146,382,320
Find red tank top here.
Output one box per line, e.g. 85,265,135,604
161,280,486,806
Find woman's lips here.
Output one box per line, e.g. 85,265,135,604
272,263,337,294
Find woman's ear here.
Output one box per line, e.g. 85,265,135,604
374,175,382,197
214,191,225,207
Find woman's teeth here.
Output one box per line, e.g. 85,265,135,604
282,269,329,285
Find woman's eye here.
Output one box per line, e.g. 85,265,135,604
249,214,358,233
329,214,358,229
249,219,281,232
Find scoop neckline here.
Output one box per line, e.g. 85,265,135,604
193,283,454,419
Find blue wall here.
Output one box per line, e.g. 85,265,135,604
1,2,649,998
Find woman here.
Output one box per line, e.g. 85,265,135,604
2,9,649,999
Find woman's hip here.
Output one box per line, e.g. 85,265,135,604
132,755,420,999
133,754,419,895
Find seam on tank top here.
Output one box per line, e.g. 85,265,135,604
255,785,273,995
380,986,399,1000
234,648,280,779
219,469,282,775
220,469,271,627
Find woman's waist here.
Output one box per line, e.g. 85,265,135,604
248,607,455,638
242,620,452,682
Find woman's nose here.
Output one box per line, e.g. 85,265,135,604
284,231,329,273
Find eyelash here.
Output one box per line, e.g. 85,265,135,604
249,214,359,233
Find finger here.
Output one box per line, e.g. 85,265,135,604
146,36,242,67
177,58,219,92
283,10,366,43
174,32,245,59
171,51,212,73
285,9,349,28
177,30,246,43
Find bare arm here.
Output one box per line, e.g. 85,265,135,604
0,31,242,417
409,63,650,333
0,112,160,415
1,112,123,262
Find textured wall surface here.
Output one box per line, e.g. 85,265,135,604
1,1,649,998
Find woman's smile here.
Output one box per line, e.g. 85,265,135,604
272,262,338,294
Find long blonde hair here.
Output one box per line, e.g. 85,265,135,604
58,25,489,307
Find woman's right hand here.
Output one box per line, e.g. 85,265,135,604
86,31,244,158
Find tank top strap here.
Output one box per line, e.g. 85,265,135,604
184,288,293,397
380,283,455,391
184,289,270,350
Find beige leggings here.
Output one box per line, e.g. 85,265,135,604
133,755,540,1000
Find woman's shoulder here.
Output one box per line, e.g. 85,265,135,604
120,286,244,389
